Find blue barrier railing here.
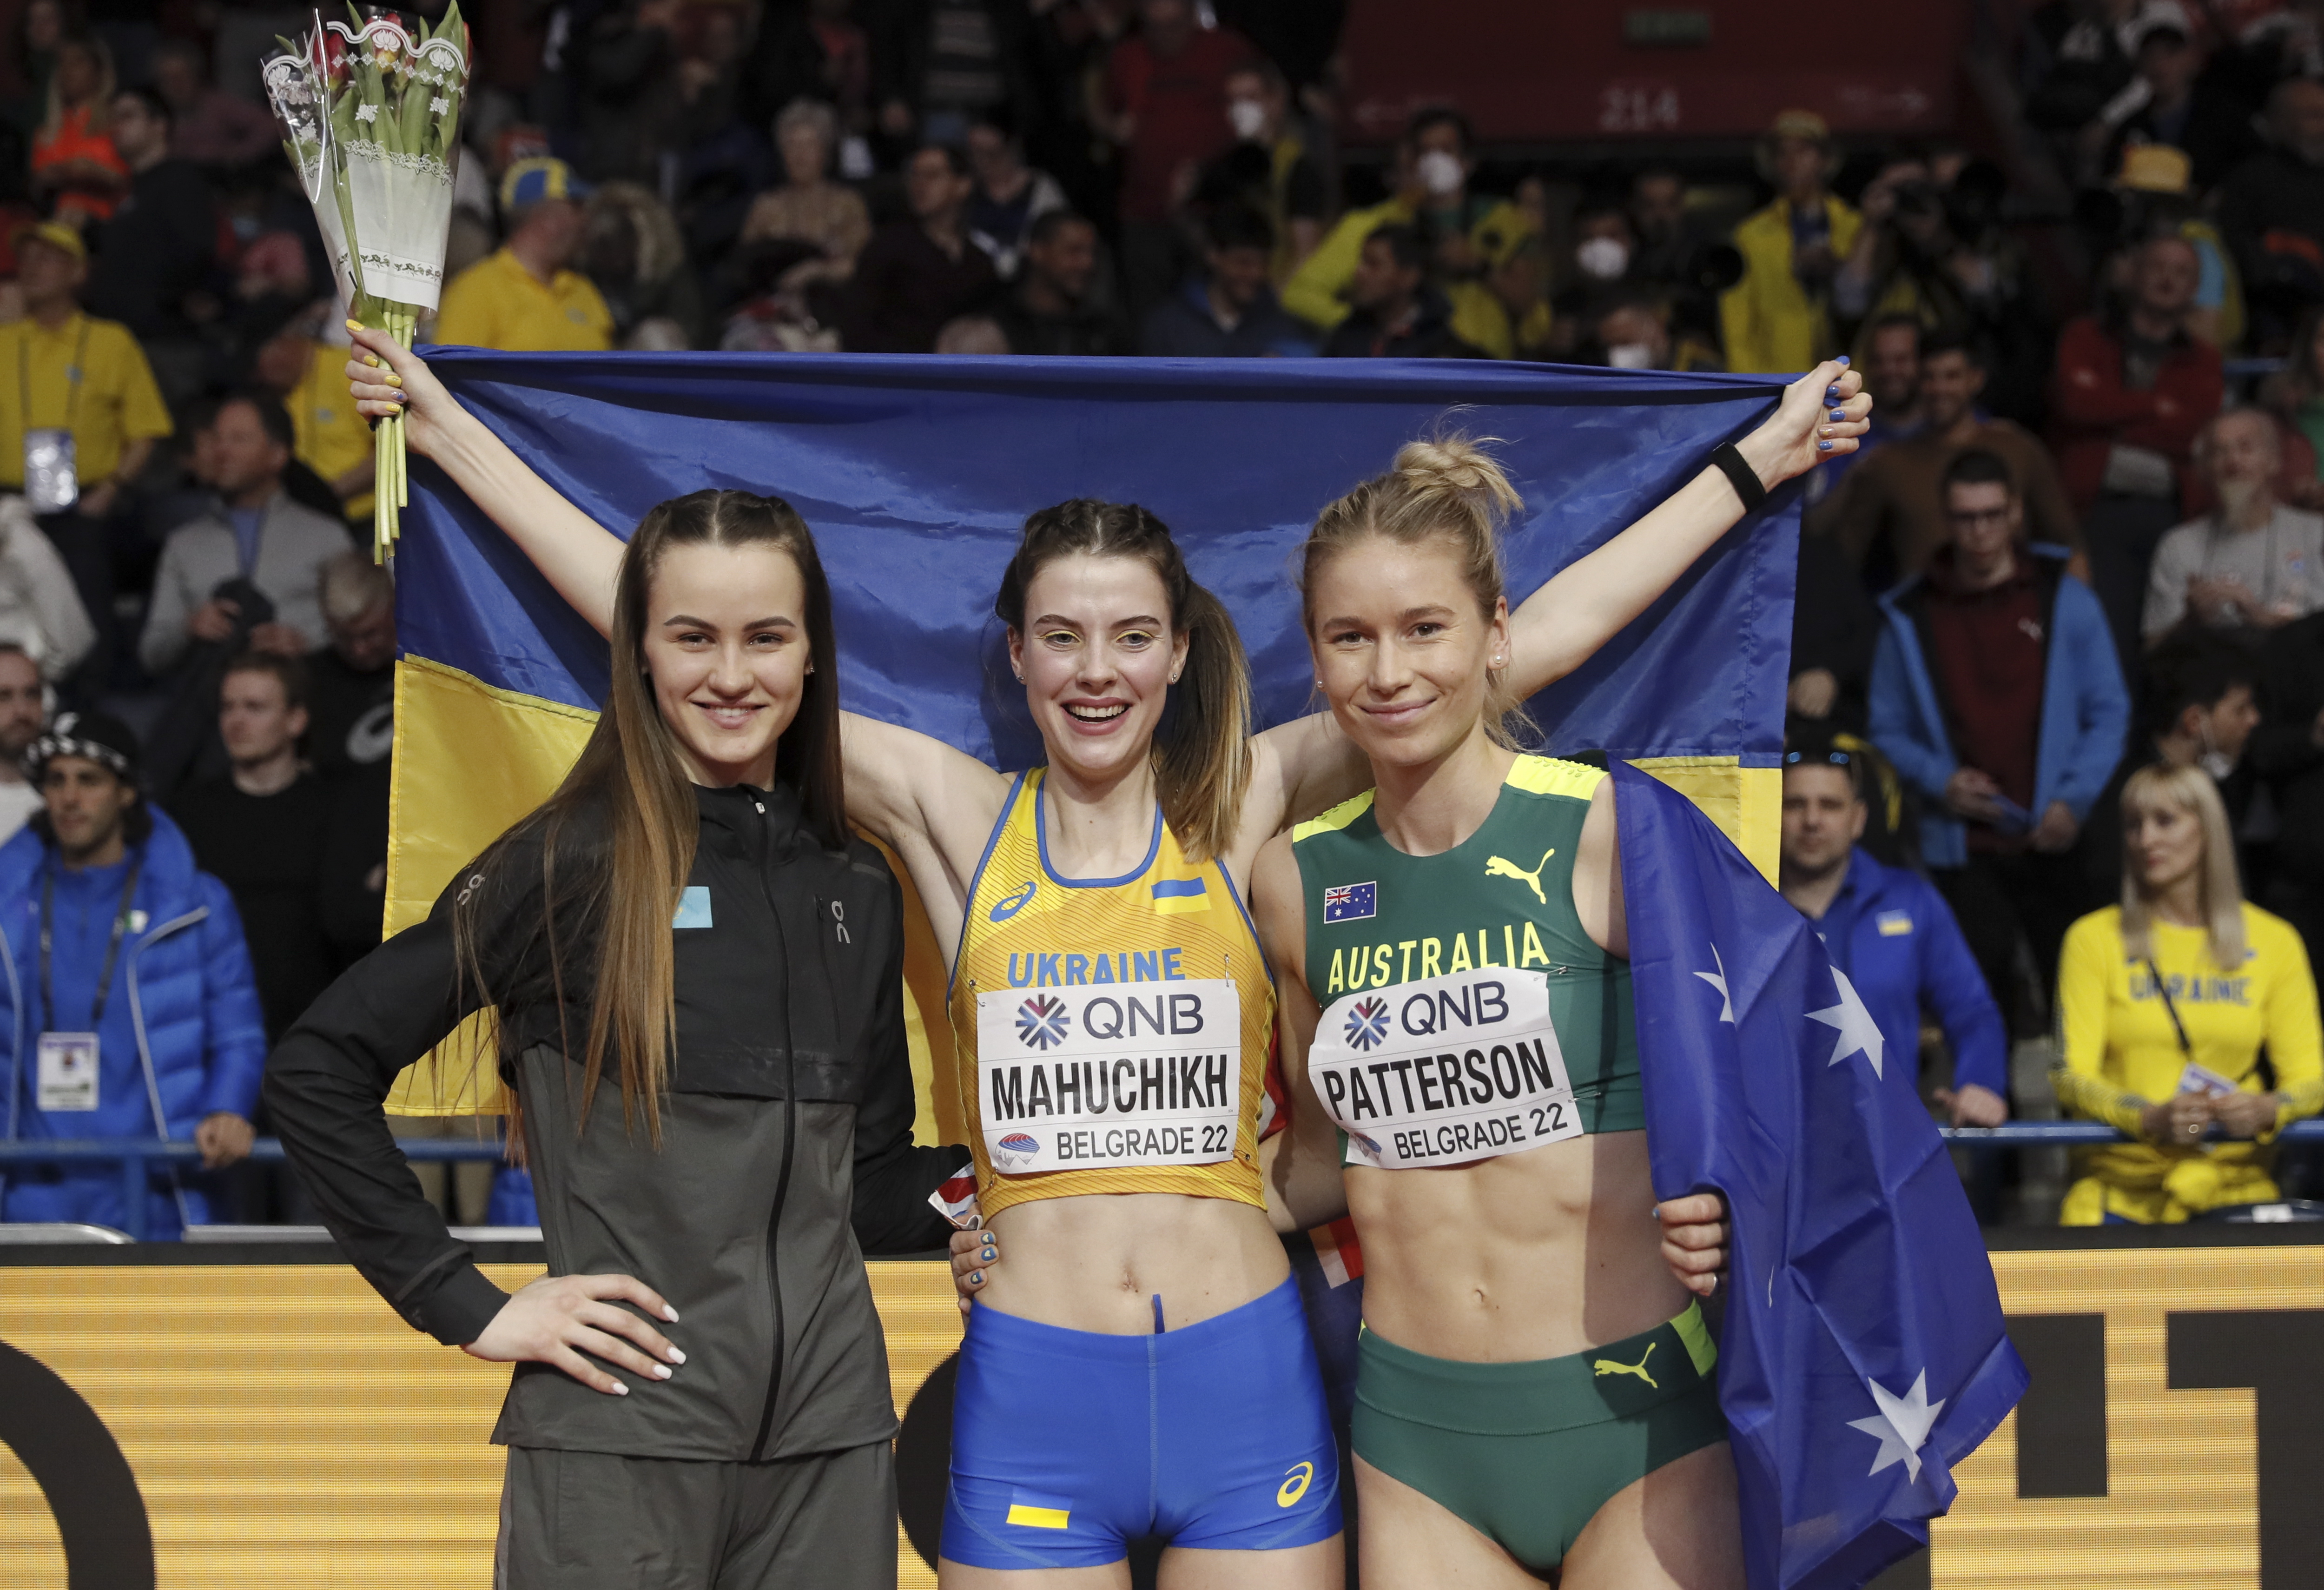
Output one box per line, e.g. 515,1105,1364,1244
9,1122,2324,1239
0,1136,508,1240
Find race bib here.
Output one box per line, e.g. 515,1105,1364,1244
1308,970,1582,1169
976,979,1242,1173
36,1031,98,1113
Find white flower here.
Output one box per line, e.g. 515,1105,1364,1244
354,102,379,123
430,95,449,114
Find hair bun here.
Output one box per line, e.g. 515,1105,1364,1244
1391,436,1521,517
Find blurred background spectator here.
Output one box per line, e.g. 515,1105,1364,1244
1780,730,2012,1126
1868,449,2129,1037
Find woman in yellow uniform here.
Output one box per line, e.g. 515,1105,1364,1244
341,326,1863,1587
2054,762,2324,1224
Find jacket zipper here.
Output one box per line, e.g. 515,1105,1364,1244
744,826,801,1461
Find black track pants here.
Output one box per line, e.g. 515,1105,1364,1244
495,1439,897,1590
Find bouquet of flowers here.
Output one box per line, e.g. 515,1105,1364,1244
265,4,470,558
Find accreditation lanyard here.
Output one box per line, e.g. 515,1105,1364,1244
18,318,93,434
40,855,143,1034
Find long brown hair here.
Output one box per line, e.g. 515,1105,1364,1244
1298,435,1535,748
993,499,1252,863
2119,762,2246,970
455,490,844,1143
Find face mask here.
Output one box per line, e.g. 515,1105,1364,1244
1576,236,1630,280
1606,341,1655,370
1228,99,1268,141
1415,149,1464,198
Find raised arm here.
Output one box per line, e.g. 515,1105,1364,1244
350,326,1016,951
347,327,625,636
1241,360,1871,855
1505,358,1868,696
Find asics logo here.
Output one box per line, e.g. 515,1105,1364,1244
990,881,1037,921
1485,848,1556,906
1276,1462,1314,1507
1591,1341,1659,1389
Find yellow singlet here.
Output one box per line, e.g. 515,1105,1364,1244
951,769,1274,1217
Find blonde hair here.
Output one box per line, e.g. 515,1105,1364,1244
1299,435,1535,748
2119,762,2246,970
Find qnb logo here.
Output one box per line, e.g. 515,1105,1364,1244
1343,995,1389,1051
1016,993,1070,1049
990,881,1037,922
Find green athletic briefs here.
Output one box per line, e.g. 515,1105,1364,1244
1351,1303,1726,1574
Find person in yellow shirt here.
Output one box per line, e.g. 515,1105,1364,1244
430,158,614,353
0,220,172,688
255,307,374,525
1719,110,1863,374
2054,762,2324,1223
1280,107,1527,343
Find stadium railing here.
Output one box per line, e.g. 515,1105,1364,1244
0,1136,508,1240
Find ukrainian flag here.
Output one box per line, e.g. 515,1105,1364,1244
385,353,1802,1118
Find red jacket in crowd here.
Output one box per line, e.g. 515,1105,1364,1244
2047,313,2224,515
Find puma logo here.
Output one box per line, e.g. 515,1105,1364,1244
1592,1342,1659,1389
1485,848,1556,905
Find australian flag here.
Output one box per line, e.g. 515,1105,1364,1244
1321,881,1375,923
1611,763,2026,1590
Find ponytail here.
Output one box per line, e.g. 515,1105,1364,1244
1300,434,1537,748
996,499,1253,863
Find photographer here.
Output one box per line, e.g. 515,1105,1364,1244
1836,152,2050,426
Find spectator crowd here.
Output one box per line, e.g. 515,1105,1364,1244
0,0,2320,1228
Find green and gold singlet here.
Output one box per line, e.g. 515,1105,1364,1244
1290,755,1643,1167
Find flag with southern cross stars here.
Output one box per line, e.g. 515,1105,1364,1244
1611,761,2026,1590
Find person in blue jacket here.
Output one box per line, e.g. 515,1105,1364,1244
0,712,267,1237
1779,733,2012,1124
1867,447,2130,1032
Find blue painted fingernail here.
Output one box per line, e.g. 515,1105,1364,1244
1836,355,1850,365
1829,408,1845,421
969,1272,983,1285
1826,385,1840,398
1817,439,1834,451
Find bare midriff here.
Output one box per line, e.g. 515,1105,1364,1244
1349,1129,1687,1363
979,1189,1292,1334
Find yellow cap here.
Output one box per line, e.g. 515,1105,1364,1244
1764,108,1832,146
2116,142,2193,195
11,219,86,266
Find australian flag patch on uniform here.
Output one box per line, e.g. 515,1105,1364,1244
1322,881,1376,923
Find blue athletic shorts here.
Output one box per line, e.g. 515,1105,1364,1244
940,1275,1342,1569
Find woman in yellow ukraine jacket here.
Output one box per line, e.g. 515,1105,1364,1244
2055,762,2324,1223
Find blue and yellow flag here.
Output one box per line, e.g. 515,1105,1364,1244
384,352,1802,1116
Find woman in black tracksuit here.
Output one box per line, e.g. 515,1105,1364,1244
265,490,967,1588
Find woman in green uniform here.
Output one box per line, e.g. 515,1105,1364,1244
1253,437,1793,1589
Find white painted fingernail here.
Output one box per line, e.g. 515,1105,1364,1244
654,1365,673,1379
668,1348,686,1365
612,1381,629,1395
663,1306,680,1322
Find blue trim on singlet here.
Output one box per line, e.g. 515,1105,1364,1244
1215,858,1277,994
1035,775,1164,890
950,768,1031,1001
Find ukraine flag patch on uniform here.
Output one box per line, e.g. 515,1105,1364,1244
1005,1489,1072,1530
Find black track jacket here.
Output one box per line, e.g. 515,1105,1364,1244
265,781,965,1462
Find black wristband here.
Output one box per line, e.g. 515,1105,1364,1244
1710,443,1768,513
